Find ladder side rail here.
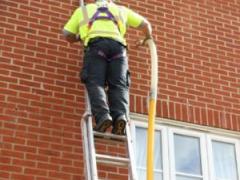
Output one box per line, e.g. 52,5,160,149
83,88,99,180
82,116,92,180
87,115,99,180
126,121,138,180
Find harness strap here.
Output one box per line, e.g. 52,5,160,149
80,15,121,27
88,6,120,31
79,5,121,31
79,6,89,27
97,50,125,61
118,6,125,25
109,53,124,60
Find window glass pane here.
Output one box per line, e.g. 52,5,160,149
154,130,162,169
135,127,162,170
212,141,238,180
154,172,163,180
136,127,147,167
174,134,202,175
137,169,146,180
176,175,202,180
137,169,163,180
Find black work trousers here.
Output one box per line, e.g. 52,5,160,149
81,38,130,124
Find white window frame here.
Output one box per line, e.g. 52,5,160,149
169,128,209,180
131,114,240,180
207,134,240,180
132,121,169,180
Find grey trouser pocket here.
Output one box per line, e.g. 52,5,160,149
126,70,131,87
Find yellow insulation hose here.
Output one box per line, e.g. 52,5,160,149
146,39,158,180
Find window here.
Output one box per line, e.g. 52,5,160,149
133,122,168,180
169,129,208,180
135,127,162,180
133,121,240,180
208,136,240,180
173,134,203,179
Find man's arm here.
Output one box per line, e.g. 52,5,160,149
62,29,81,43
136,19,153,46
139,19,152,39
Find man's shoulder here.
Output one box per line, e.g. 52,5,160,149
85,3,95,7
84,3,98,11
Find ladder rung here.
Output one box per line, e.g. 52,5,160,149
93,131,127,141
96,154,129,166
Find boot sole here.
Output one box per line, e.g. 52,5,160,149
94,119,112,133
112,120,126,135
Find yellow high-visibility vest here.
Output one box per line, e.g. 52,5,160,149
64,1,145,46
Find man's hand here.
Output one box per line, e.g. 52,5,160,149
135,35,153,47
63,29,81,43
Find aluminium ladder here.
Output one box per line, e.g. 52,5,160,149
81,92,137,180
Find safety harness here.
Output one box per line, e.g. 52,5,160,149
79,2,125,44
88,6,120,32
79,2,126,59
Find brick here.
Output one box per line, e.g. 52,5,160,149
22,68,43,77
43,84,64,92
0,88,18,96
50,157,72,166
10,174,35,180
0,157,11,164
30,101,52,109
9,84,30,92
27,140,49,149
35,64,55,72
28,127,50,136
24,168,47,176
54,92,74,101
161,101,169,118
19,92,41,101
38,148,61,157
0,165,22,173
25,153,48,162
6,29,25,38
16,37,37,46
0,171,10,179
187,105,194,123
7,96,29,105
31,88,53,96
12,159,36,168
48,171,71,180
0,75,18,84
37,162,60,171
61,166,82,174
3,136,26,145
11,72,32,80
15,130,38,139
169,101,175,119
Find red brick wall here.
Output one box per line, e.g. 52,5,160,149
0,0,239,179
126,0,240,132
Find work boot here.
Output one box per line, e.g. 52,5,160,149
112,115,127,135
94,115,112,133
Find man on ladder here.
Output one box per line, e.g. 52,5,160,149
63,0,152,135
